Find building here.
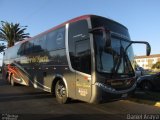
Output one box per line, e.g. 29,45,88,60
135,54,160,69
0,40,7,66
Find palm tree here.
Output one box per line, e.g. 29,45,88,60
0,21,30,47
152,62,160,69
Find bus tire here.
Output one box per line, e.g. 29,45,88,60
55,80,70,104
10,75,15,86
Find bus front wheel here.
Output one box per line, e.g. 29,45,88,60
55,80,70,104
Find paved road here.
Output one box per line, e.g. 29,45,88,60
0,78,160,120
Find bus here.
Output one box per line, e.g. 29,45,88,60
2,15,151,104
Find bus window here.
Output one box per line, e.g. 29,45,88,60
25,41,32,54
39,35,47,51
46,27,65,51
68,20,91,74
17,43,25,56
75,40,91,74
32,38,43,53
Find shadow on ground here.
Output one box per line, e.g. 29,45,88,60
129,90,160,106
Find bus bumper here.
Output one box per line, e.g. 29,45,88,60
89,82,137,103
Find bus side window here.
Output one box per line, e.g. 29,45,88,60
46,27,65,51
25,41,31,54
39,35,47,51
68,20,91,74
75,40,91,74
17,43,25,56
32,38,43,53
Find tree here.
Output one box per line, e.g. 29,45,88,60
152,61,160,69
0,21,30,48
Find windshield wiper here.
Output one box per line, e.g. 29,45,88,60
113,45,134,75
111,46,123,74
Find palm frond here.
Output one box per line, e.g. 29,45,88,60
0,21,30,47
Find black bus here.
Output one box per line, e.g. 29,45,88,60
2,15,151,103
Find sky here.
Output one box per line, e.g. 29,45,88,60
0,0,160,65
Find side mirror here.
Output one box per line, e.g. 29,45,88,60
146,42,151,56
89,27,111,48
125,41,151,56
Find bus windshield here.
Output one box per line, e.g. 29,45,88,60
94,33,134,76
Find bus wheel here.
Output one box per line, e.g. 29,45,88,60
10,75,15,86
55,80,69,104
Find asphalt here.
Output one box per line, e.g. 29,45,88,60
0,77,160,120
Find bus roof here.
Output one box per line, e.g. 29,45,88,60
29,15,91,40
8,14,127,48
13,15,91,46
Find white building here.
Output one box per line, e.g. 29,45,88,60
0,40,7,66
135,54,160,69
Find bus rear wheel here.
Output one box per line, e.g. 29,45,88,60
55,80,70,104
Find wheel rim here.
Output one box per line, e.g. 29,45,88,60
56,81,66,98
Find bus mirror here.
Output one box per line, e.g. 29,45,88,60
126,41,151,56
146,42,151,56
135,41,151,56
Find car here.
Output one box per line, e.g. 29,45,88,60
135,67,146,78
137,72,160,91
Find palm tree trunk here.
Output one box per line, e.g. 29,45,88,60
8,40,14,47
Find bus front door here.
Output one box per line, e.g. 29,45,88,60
75,40,92,102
